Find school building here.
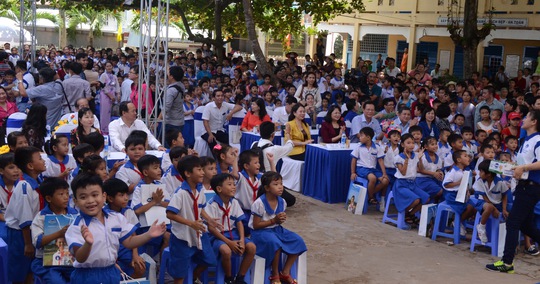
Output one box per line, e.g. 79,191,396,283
309,0,540,78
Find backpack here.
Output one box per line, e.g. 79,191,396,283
251,142,273,172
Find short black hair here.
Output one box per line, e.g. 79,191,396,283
165,128,181,148
81,154,105,174
103,178,129,198
0,153,15,169
239,150,259,170
7,131,25,148
71,173,103,198
448,133,463,145
39,67,56,83
504,135,518,144
480,144,494,153
200,156,216,167
452,150,467,164
409,125,422,134
137,154,161,172
259,121,275,140
475,129,487,137
79,132,104,152
359,127,375,139
70,62,83,74
461,126,474,135
177,155,201,180
72,143,95,163
15,146,41,173
119,101,131,116
125,135,146,149
169,146,188,160
40,177,69,198
128,130,148,144
210,173,235,193
169,66,184,81
478,159,496,177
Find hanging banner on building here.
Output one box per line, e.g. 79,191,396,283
437,17,528,28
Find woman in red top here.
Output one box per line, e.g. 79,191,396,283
320,105,346,143
241,98,271,132
128,65,154,118
0,86,18,127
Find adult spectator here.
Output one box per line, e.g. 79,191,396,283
272,96,298,125
512,69,526,92
241,98,271,132
393,106,414,134
294,72,321,108
201,88,243,149
474,86,504,125
400,48,408,73
71,107,100,147
407,63,432,85
0,51,12,77
108,101,165,152
22,103,47,150
99,61,120,133
120,70,133,102
350,101,383,142
285,104,313,161
430,64,443,79
320,105,346,143
12,60,35,111
384,57,400,78
60,98,100,129
17,67,64,128
361,72,382,107
157,66,185,135
128,65,153,118
62,62,91,114
0,87,18,140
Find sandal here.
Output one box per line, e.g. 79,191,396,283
368,198,379,205
280,272,298,284
269,275,281,284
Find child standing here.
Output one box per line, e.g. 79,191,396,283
473,160,509,244
166,156,220,284
477,106,494,134
409,125,423,152
350,127,389,206
382,130,401,195
236,150,264,212
0,153,20,240
43,134,77,180
416,137,444,201
249,172,306,284
116,135,146,198
183,94,196,148
442,150,477,237
207,173,256,284
504,136,519,163
5,146,46,283
501,112,521,141
65,174,166,283
461,127,478,161
393,134,430,225
30,178,77,283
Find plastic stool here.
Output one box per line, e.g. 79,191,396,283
431,201,462,244
354,177,369,214
159,247,196,284
0,238,8,284
260,252,307,284
214,254,255,284
470,212,502,256
381,191,408,230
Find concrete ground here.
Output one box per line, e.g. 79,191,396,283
285,192,540,284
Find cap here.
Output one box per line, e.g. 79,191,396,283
445,81,457,86
508,112,521,120
532,73,540,77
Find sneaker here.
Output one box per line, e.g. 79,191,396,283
476,224,488,244
525,245,540,256
460,223,467,237
486,260,514,273
379,197,386,213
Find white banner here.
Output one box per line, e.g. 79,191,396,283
438,17,528,28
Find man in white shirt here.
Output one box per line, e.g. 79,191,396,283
201,88,243,149
383,57,401,78
120,76,133,102
108,101,166,152
271,96,298,125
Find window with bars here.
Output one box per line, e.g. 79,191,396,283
389,0,395,5
378,0,384,5
360,34,389,54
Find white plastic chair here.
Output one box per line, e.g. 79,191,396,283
5,112,27,136
193,106,213,157
228,109,247,146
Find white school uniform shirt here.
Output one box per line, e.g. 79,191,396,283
5,174,42,230
104,204,139,226
443,151,455,169
516,132,540,184
383,144,399,169
437,142,451,162
236,171,262,211
462,141,478,158
161,165,183,200
248,194,286,230
443,166,464,192
351,142,385,169
417,152,443,178
161,151,172,172
31,205,79,258
132,180,168,228
205,195,245,233
43,155,78,179
329,77,344,90
473,176,508,205
166,181,207,249
65,208,137,268
115,160,143,200
0,177,16,212
393,152,419,179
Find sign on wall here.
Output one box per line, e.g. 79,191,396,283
437,17,528,28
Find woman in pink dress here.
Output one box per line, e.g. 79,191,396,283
99,62,120,134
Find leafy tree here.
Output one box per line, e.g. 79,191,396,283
66,8,121,47
0,3,58,26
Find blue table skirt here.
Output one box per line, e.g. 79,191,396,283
240,132,281,152
302,145,353,203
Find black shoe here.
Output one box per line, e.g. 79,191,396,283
485,260,515,274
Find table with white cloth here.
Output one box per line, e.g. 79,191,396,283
239,129,319,152
106,150,164,170
302,143,357,203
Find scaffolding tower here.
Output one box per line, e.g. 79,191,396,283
138,0,170,145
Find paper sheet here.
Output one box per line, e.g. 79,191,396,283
455,170,470,203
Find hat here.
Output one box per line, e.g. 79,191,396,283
508,112,521,120
532,73,540,77
445,81,456,86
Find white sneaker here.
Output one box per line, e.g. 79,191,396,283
379,197,386,213
460,223,467,237
477,224,488,244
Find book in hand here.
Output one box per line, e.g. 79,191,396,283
489,160,529,179
43,214,77,266
141,184,170,226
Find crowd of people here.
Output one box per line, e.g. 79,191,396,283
0,39,539,283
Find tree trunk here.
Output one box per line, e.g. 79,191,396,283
89,27,94,47
59,9,67,48
241,0,273,77
462,0,480,79
463,44,477,80
214,0,225,61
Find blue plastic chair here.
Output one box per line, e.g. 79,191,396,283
214,253,254,284
431,201,462,244
470,212,503,256
382,190,409,230
0,237,7,284
354,177,370,214
159,247,209,284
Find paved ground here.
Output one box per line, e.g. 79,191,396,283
285,192,540,283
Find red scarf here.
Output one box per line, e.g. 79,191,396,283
1,185,12,204
218,203,234,239
245,177,259,202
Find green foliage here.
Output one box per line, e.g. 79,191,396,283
334,34,343,59
0,2,57,26
66,8,121,42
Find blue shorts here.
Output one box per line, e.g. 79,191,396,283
168,233,216,279
209,228,253,257
117,244,134,276
443,191,477,216
71,265,121,284
356,166,383,180
31,258,73,284
474,198,504,213
7,227,32,282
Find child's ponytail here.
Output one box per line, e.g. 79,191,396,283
212,144,232,163
44,134,68,156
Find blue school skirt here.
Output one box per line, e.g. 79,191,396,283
168,233,216,279
393,179,430,212
415,177,443,198
443,190,476,215
385,168,397,187
7,227,32,282
0,221,6,241
250,226,307,267
71,265,121,284
209,228,253,257
31,258,73,284
182,119,195,147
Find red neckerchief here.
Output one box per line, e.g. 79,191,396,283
245,177,259,201
218,202,234,239
188,189,201,241
175,175,184,182
1,185,12,204
133,167,144,179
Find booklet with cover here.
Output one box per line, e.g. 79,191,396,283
43,214,77,266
